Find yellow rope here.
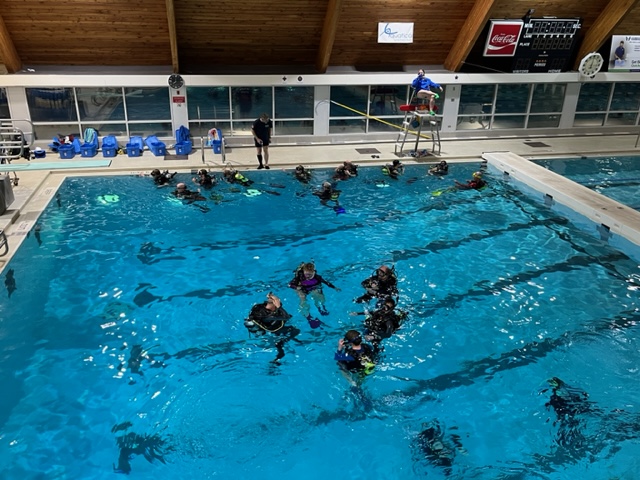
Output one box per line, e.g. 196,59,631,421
330,101,432,140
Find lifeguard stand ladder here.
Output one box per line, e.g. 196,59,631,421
0,119,35,186
394,108,441,157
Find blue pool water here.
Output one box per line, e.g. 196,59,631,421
1,165,639,479
536,155,640,210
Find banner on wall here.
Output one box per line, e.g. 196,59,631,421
484,20,523,56
378,23,414,43
609,35,640,72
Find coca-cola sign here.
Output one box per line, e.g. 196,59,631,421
484,20,523,57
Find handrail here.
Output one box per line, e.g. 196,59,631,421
0,230,8,257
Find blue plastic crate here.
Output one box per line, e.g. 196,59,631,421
81,145,97,158
59,144,75,159
211,141,222,154
102,147,117,158
175,141,192,155
150,142,166,156
126,144,141,157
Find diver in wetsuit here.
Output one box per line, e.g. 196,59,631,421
151,169,177,187
355,265,398,304
313,182,341,205
289,262,339,326
429,160,449,176
222,165,253,186
172,183,205,201
244,292,300,362
454,171,486,190
362,296,406,346
192,169,216,189
382,160,404,179
415,419,465,476
294,165,312,184
333,161,358,180
334,329,377,376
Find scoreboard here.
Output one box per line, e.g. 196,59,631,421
512,18,581,73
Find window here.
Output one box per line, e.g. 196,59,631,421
231,87,272,121
187,87,231,120
125,88,170,121
495,84,530,114
576,83,611,112
330,86,368,117
610,83,640,111
275,86,313,119
26,88,77,123
530,84,566,113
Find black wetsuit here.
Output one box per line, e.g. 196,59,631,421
333,165,357,181
356,272,398,303
245,302,293,334
152,172,175,186
196,173,215,188
173,189,205,201
364,307,405,341
334,343,376,373
295,170,312,184
430,164,449,175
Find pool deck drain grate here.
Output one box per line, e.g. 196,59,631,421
524,141,551,148
355,148,381,154
164,154,189,160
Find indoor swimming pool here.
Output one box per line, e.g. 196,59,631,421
0,165,639,479
536,155,640,211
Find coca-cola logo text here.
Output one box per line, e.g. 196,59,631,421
491,34,517,45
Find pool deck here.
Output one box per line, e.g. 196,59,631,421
3,132,640,270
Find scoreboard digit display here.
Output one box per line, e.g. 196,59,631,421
512,17,581,73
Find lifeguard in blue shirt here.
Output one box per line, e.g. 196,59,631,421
411,69,444,115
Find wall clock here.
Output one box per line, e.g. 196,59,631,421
578,52,604,78
168,74,184,89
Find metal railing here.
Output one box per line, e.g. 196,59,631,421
0,119,36,186
0,230,8,257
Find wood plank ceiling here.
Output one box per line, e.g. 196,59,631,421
0,0,639,74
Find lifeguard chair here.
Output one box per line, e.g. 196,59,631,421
394,90,441,157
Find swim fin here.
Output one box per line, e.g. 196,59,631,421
307,315,322,328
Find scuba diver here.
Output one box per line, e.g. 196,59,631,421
288,262,340,327
355,265,398,304
172,183,209,212
192,169,216,189
222,165,253,187
333,161,358,181
313,181,341,204
542,377,596,449
334,329,377,376
150,169,177,187
429,160,449,176
243,292,300,363
415,419,465,475
172,183,205,201
361,296,406,346
313,181,344,213
294,165,312,184
382,159,404,179
454,171,486,190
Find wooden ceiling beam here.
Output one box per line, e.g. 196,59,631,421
573,0,640,69
165,0,179,73
0,14,21,73
316,0,343,73
443,0,497,72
